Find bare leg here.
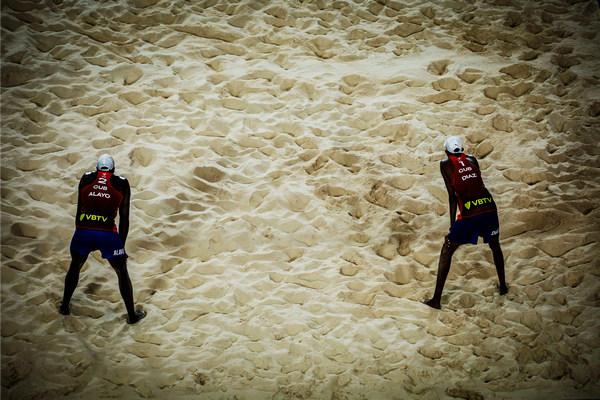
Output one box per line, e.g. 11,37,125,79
489,237,508,295
60,251,88,315
425,236,461,309
108,256,146,324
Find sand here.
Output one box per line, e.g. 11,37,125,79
1,0,600,399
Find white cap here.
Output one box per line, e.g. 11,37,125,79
97,154,115,171
444,136,464,154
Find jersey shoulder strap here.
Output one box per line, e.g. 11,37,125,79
80,171,97,187
110,174,130,193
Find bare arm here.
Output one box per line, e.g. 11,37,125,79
75,173,92,226
440,160,457,225
119,181,130,245
75,178,84,226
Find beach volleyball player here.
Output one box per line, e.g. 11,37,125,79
424,137,508,309
59,154,146,324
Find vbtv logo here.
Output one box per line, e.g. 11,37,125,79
80,213,108,222
464,197,493,210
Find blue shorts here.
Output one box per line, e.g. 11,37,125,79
70,229,127,260
448,212,500,244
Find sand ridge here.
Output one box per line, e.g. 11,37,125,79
1,0,600,399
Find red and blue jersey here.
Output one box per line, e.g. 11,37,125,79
447,153,496,220
76,171,129,232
